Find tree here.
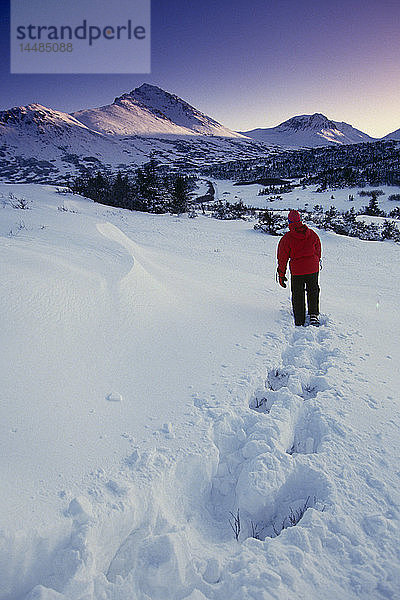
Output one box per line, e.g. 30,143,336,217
112,172,130,208
381,220,400,241
169,175,191,214
254,210,286,235
362,195,385,217
134,159,169,213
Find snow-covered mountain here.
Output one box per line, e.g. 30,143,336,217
0,88,272,182
1,87,395,183
0,102,148,180
383,128,400,141
240,113,377,147
72,83,245,138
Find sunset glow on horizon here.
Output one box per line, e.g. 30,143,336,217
1,0,399,137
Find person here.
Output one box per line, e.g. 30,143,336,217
277,210,321,326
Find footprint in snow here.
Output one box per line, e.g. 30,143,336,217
106,392,122,402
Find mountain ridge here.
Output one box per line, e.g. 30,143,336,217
239,113,378,147
0,85,398,183
71,83,245,138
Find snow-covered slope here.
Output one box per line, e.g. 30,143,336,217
72,83,245,138
0,89,270,182
383,127,400,141
1,184,399,600
0,103,93,134
241,113,377,147
0,102,146,175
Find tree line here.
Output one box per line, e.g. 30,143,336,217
67,159,196,214
202,140,400,188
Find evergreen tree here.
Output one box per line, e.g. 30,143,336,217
134,159,169,213
362,195,385,216
169,175,191,214
254,210,286,235
381,220,400,241
112,172,130,208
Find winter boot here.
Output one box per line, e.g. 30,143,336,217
310,314,320,327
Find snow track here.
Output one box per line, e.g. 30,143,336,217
25,311,358,600
2,186,399,600
206,313,337,544
17,307,400,600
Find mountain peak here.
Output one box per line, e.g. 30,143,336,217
0,102,88,131
74,83,244,138
113,83,163,104
241,112,376,147
280,113,338,132
136,83,163,92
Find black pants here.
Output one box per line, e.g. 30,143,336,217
291,272,320,326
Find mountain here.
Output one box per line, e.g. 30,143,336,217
383,128,400,141
0,102,148,181
0,89,271,183
240,113,377,147
72,83,245,138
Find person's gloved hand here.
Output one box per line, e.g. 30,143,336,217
279,274,287,288
276,269,287,288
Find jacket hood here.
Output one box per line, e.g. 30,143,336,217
289,222,309,238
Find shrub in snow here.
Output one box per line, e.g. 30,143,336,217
306,204,400,243
8,192,30,209
381,220,400,242
360,196,385,217
8,219,27,237
68,160,196,215
211,200,248,220
388,193,400,202
167,174,192,215
352,220,382,241
254,210,286,235
250,520,265,540
358,189,385,197
389,207,400,219
272,496,312,537
229,509,241,541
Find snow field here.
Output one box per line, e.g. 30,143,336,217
212,179,400,214
21,317,342,600
1,185,399,599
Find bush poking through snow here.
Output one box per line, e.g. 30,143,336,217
254,210,286,235
272,496,315,537
9,219,27,237
249,520,265,540
253,396,267,410
229,509,241,541
8,192,30,209
267,369,289,391
211,200,249,220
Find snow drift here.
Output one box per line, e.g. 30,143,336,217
0,184,399,600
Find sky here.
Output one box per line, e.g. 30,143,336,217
0,0,399,137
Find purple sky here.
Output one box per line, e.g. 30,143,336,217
1,0,399,136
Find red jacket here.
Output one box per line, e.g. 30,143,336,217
277,223,321,276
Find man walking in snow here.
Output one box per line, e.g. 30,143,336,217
277,210,321,326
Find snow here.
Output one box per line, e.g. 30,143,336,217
212,179,400,213
72,84,245,138
241,114,377,147
1,184,400,600
0,108,269,182
0,88,268,182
